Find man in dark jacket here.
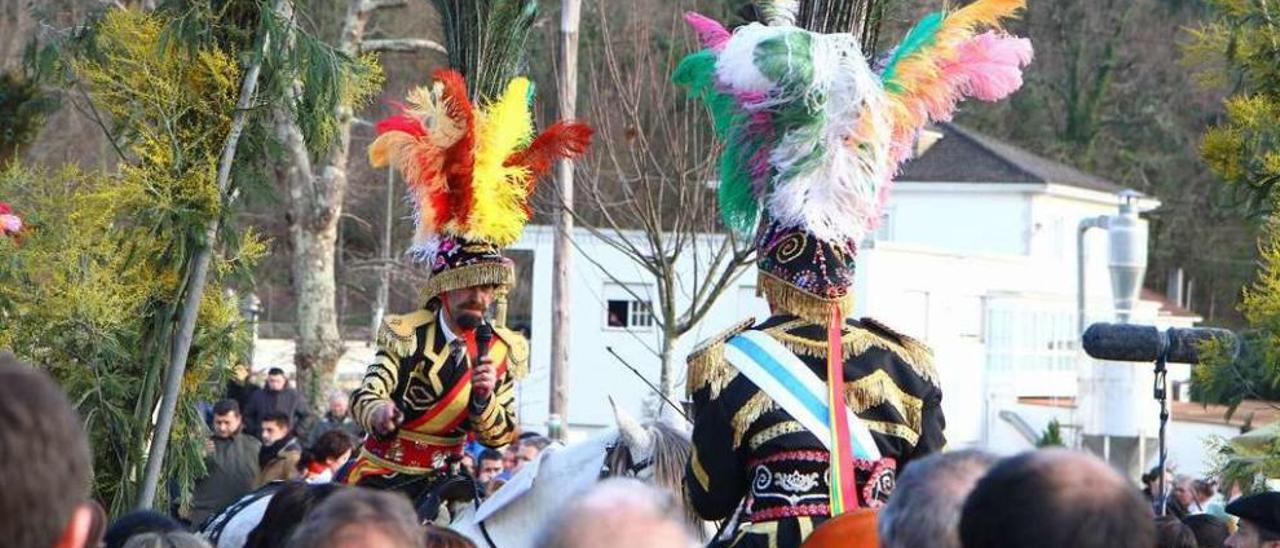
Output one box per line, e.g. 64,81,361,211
244,368,313,441
190,399,261,526
314,390,363,441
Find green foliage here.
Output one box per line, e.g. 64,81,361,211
1186,0,1280,213
1193,330,1280,416
1036,419,1065,448
0,8,265,516
1188,0,1280,493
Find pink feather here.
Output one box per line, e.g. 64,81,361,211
943,32,1034,102
684,12,730,52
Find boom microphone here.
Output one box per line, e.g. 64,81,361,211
1082,323,1238,364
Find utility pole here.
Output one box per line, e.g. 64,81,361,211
549,0,581,442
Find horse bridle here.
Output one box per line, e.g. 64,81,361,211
600,440,656,479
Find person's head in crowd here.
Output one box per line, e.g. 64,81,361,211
879,450,998,548
477,449,504,484
0,354,95,548
298,430,355,478
1154,516,1197,548
517,436,550,471
1225,491,1280,548
244,482,344,548
266,368,288,392
533,478,697,548
211,399,244,439
502,446,518,472
328,391,349,419
1143,466,1173,499
286,487,424,548
1193,478,1217,505
262,411,293,445
423,524,476,548
103,510,182,548
1173,475,1196,509
120,532,210,548
459,452,475,477
959,449,1155,548
1184,514,1230,548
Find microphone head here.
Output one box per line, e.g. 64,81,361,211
474,323,494,345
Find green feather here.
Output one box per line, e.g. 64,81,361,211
674,50,761,233
881,11,944,91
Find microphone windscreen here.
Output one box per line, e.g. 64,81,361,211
1165,327,1237,364
1082,323,1163,362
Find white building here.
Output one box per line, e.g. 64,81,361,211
253,124,1256,478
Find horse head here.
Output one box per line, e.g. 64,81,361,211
603,399,703,537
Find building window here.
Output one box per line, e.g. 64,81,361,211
607,298,654,329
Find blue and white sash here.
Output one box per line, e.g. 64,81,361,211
724,330,881,461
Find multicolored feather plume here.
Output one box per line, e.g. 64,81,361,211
673,0,1031,245
368,70,593,263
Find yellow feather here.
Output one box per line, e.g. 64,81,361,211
467,77,536,246
943,0,1024,33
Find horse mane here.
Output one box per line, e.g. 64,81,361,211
605,421,704,538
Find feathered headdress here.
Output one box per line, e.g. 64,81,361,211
0,202,21,237
369,69,593,301
675,0,1032,245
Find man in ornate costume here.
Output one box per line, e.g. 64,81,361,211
674,1,1032,545
342,69,591,499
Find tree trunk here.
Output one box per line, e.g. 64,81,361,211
282,0,375,410
549,0,581,443
659,330,681,407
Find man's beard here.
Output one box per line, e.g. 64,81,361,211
453,305,485,331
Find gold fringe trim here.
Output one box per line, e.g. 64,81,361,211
757,270,854,325
685,318,755,398
419,262,516,305
863,419,921,445
767,322,938,386
844,369,923,434
495,326,530,381
732,391,778,449
377,310,432,358
749,420,806,451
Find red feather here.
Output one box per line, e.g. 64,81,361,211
435,69,476,230
376,114,427,138
505,121,594,184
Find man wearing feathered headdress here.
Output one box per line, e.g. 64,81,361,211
341,69,591,501
676,1,1032,545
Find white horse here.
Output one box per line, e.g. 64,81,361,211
452,409,701,547
200,406,701,548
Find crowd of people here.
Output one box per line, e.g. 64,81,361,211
4,350,1279,548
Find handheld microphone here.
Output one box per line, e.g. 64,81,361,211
474,322,494,361
1082,323,1238,364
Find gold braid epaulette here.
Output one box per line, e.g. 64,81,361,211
494,326,529,381
763,317,938,387
686,317,755,399
376,309,434,358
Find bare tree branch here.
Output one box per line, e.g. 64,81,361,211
361,38,446,54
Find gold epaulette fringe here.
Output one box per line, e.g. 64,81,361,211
685,318,755,399
766,320,938,387
377,310,432,358
495,327,530,381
